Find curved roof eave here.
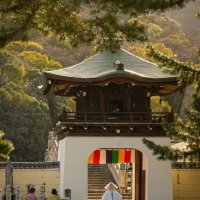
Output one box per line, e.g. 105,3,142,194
44,70,177,84
44,48,178,84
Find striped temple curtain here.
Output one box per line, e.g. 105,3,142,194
88,149,134,164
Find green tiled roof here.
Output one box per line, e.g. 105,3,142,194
44,49,177,83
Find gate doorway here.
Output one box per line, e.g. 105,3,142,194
87,148,146,200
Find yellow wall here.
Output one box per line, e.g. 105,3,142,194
0,168,59,199
172,169,200,200
0,168,200,200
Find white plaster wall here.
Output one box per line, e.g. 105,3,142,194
58,139,66,196
59,137,173,200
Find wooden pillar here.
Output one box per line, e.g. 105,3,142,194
100,89,104,112
135,150,143,200
126,88,131,112
141,170,146,200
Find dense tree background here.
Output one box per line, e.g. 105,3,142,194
0,0,199,161
141,3,200,164
143,44,200,165
0,41,62,161
0,0,195,49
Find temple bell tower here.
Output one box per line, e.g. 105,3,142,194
43,49,179,200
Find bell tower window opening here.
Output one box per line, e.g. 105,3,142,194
107,99,124,112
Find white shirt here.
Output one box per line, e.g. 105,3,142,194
102,190,122,200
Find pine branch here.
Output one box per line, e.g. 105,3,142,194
146,45,200,93
146,45,200,73
142,138,181,161
0,130,14,161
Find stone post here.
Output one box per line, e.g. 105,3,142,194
0,188,3,200
5,161,13,190
5,186,11,200
14,186,21,200
39,186,45,200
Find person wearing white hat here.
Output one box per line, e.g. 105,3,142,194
102,182,122,200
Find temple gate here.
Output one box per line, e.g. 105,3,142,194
43,49,179,200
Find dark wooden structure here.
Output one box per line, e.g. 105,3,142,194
43,49,179,137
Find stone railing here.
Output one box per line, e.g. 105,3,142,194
172,162,200,169
61,111,173,123
108,164,120,186
0,185,46,200
0,162,59,169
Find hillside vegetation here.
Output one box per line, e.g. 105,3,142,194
0,1,199,161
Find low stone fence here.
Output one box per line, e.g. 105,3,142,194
0,162,200,200
0,185,46,200
0,162,60,200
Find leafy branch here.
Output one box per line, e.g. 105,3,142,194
146,45,200,93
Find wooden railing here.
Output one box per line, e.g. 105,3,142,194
59,112,174,123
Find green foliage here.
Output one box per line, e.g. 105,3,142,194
128,43,148,59
140,11,200,163
147,23,163,40
143,46,200,164
146,45,200,94
129,13,199,63
19,51,62,72
0,63,25,86
151,96,171,112
1,41,62,100
0,41,64,161
164,96,200,163
0,49,25,86
0,130,14,161
56,97,76,113
6,41,43,53
129,42,174,62
142,138,180,161
0,83,51,161
0,0,193,49
152,43,173,57
0,0,40,46
0,0,199,163
20,50,62,99
143,14,181,39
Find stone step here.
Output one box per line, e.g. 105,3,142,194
88,196,132,199
88,190,105,193
88,172,112,174
88,175,112,177
88,176,114,178
88,186,108,189
88,194,132,199
89,168,110,170
88,192,131,197
88,179,115,182
88,194,132,196
88,181,113,184
88,174,113,176
88,198,132,199
88,172,110,173
88,190,132,196
88,175,114,177
88,171,112,174
88,196,131,199
88,184,107,186
88,179,114,182
88,176,113,178
88,164,132,200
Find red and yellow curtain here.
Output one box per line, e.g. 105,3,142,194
88,149,133,164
